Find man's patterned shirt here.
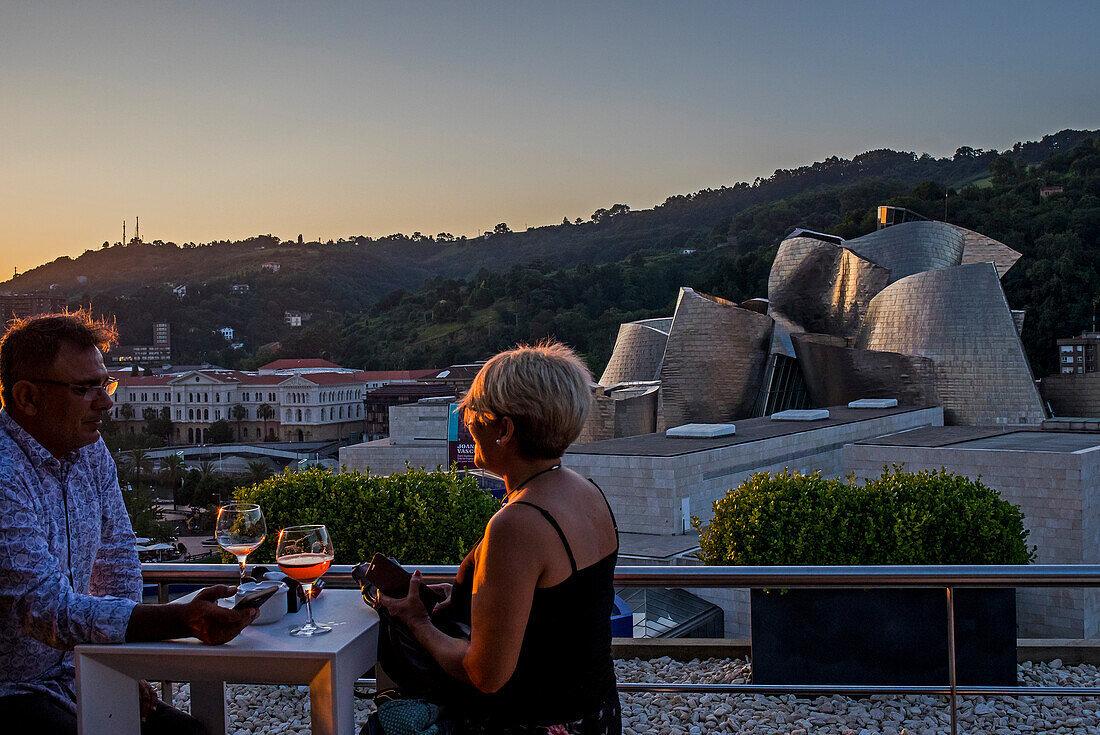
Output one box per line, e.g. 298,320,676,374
0,410,142,711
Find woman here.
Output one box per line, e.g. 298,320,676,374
380,341,621,734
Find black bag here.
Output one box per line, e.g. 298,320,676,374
353,560,477,707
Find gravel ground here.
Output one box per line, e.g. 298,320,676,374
156,658,1100,734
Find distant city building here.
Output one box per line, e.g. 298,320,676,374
1040,332,1100,418
1056,332,1100,374
153,321,170,347
362,382,456,440
108,321,171,368
261,262,281,273
219,327,235,341
1040,185,1064,199
172,284,187,299
284,311,303,327
0,291,66,323
419,363,484,395
231,283,250,294
112,359,440,444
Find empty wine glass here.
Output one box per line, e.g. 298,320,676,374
216,503,266,587
276,524,334,636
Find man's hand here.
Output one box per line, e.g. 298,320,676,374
182,585,258,645
126,585,257,644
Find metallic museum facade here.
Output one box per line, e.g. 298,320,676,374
582,209,1047,441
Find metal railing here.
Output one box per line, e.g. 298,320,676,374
142,563,1100,735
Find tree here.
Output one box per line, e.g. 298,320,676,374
119,403,135,421
207,419,233,444
230,403,248,441
121,483,173,540
124,447,153,489
161,453,185,506
142,406,173,444
990,154,1019,184
245,460,273,486
493,222,511,235
257,403,275,441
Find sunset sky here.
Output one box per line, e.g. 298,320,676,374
1,1,1097,274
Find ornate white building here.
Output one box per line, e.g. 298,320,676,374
111,359,426,444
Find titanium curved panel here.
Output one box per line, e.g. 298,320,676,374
768,235,890,339
858,263,1046,425
845,221,965,283
599,320,671,386
657,288,773,430
952,225,1023,279
791,333,938,408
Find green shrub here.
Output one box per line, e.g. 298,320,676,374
235,466,498,564
693,467,1035,566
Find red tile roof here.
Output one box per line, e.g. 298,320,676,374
300,371,371,385
112,374,174,386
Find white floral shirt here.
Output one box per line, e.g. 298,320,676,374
0,410,142,712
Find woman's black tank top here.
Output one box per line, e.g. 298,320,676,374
451,482,619,726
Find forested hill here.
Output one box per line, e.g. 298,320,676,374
292,132,1100,380
6,128,1098,377
8,129,1094,304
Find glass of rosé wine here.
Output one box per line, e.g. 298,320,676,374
276,524,335,636
216,503,266,587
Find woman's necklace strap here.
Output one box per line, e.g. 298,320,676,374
502,464,561,507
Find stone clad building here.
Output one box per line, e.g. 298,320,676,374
586,210,1047,442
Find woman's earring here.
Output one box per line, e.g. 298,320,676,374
496,439,502,445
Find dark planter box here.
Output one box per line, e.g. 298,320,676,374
750,588,1017,686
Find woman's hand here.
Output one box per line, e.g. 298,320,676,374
377,570,432,630
427,582,453,614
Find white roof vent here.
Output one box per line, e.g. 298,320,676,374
771,409,830,421
665,423,737,438
848,398,898,409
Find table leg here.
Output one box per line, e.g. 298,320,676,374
76,655,141,735
309,658,358,735
189,680,228,735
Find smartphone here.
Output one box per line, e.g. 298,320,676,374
361,553,443,611
233,585,279,611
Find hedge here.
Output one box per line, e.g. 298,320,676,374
694,466,1035,566
234,465,499,565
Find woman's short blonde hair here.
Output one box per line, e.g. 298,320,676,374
459,341,593,459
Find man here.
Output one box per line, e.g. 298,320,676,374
0,312,257,734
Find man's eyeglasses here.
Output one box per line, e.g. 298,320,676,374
30,378,119,401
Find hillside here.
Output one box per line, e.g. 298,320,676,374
8,129,1097,375
9,130,1093,302
316,133,1100,380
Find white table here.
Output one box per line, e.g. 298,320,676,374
75,590,379,735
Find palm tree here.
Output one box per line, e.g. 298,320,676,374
245,460,273,486
161,453,185,506
231,403,248,441
198,459,217,485
126,447,153,489
257,403,275,442
119,403,135,421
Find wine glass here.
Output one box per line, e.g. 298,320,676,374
276,524,335,637
216,503,266,587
